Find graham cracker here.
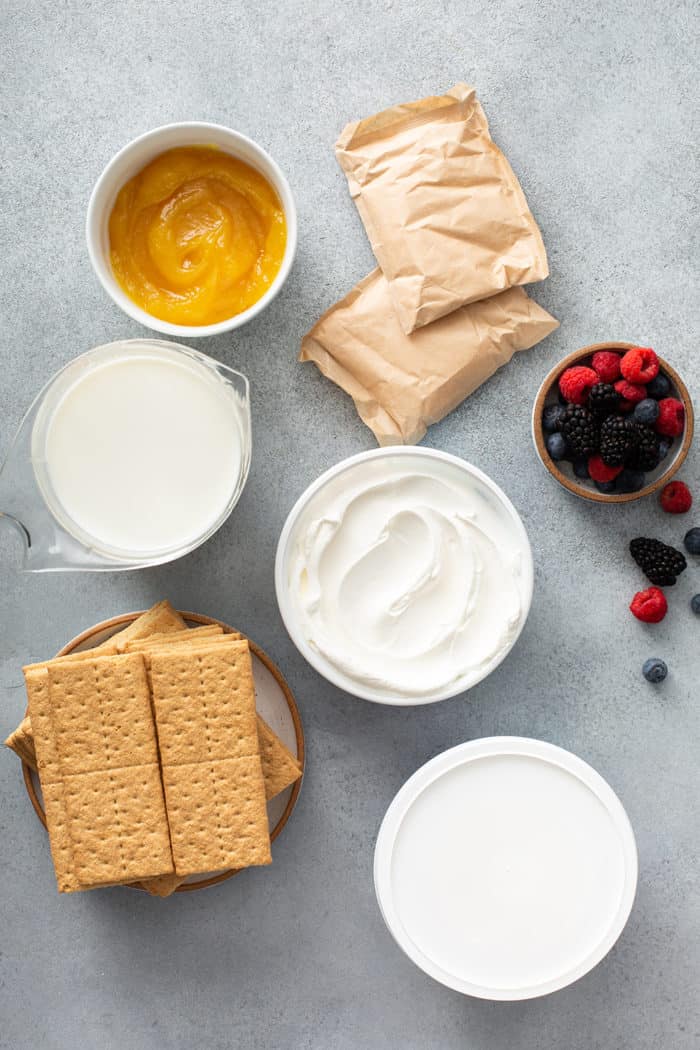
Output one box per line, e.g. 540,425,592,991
24,667,80,892
123,625,225,652
45,654,173,887
142,715,300,897
13,610,298,896
256,715,302,801
148,642,271,876
4,716,35,768
7,604,187,769
112,600,186,652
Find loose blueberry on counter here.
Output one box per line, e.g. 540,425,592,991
573,458,590,479
684,528,700,555
595,479,617,494
691,594,700,615
545,432,568,461
642,658,667,683
633,398,659,425
617,469,646,494
647,373,671,399
543,403,565,432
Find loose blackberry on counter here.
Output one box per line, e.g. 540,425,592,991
600,416,639,466
630,537,687,586
560,405,599,457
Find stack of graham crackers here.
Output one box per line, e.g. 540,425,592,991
4,601,302,897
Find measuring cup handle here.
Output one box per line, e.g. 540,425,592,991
0,510,31,550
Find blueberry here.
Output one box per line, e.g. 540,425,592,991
684,527,700,555
617,469,646,493
643,658,667,683
573,458,590,479
647,373,671,399
690,594,700,615
633,398,659,425
657,438,672,461
545,432,568,461
542,403,565,432
595,479,617,494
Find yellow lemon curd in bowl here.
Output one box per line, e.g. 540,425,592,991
108,146,287,326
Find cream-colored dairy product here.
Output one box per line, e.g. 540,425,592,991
287,453,530,698
34,345,247,557
374,738,638,998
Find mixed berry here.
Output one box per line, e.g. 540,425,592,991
626,485,699,683
543,346,685,494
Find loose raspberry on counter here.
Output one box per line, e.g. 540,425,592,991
559,365,599,405
655,397,685,437
630,587,668,623
620,346,659,384
659,480,692,514
614,379,647,404
591,350,622,383
587,454,623,483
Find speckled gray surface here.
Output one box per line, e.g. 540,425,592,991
1,2,698,1048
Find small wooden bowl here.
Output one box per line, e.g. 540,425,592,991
22,610,305,893
532,343,694,503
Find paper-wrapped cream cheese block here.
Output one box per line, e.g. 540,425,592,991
300,271,558,445
335,84,549,333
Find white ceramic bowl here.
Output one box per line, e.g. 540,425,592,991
274,448,534,706
86,122,297,338
374,737,638,999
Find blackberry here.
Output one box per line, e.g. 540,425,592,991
560,405,599,457
627,425,660,471
600,415,639,466
630,537,687,586
588,382,619,417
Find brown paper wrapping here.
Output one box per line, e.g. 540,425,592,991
300,270,558,446
335,84,549,334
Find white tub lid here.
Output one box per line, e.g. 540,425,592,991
374,737,637,999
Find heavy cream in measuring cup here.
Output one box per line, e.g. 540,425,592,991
286,452,531,699
33,344,248,559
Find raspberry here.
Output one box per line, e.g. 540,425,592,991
630,587,668,623
591,350,622,383
659,480,692,514
559,365,598,405
618,398,635,413
620,346,659,384
587,455,623,483
655,398,685,437
614,379,647,404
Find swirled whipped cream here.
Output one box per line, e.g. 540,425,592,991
288,454,529,698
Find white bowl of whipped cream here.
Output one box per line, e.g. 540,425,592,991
275,448,533,705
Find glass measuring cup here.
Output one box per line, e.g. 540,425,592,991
0,339,251,571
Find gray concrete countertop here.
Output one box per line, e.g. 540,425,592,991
1,2,698,1048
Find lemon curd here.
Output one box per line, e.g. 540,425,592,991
108,147,287,326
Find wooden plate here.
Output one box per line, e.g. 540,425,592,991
22,610,304,893
532,343,694,503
